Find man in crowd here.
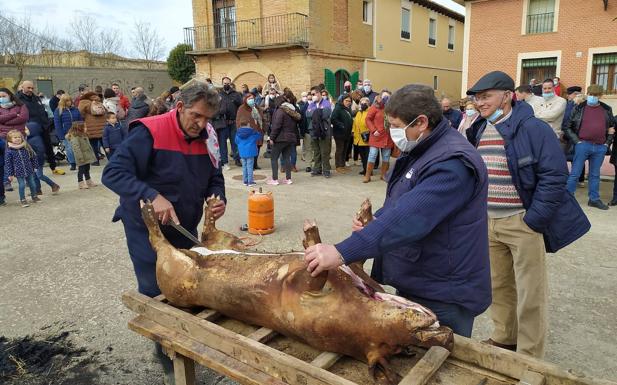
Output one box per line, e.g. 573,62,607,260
514,85,542,108
563,84,615,210
17,80,65,176
102,82,226,384
212,76,242,170
466,71,590,358
534,79,567,140
126,87,150,123
307,86,333,178
561,86,585,186
441,97,462,128
73,83,89,106
360,79,379,104
49,90,64,112
111,83,130,114
529,78,542,96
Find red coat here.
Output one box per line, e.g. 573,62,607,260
365,105,393,149
0,104,29,139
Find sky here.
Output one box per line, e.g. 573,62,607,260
1,0,464,59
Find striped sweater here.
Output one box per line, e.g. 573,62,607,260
477,115,525,218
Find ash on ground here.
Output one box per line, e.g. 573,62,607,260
0,325,103,385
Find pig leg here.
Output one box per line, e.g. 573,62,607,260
302,219,328,292
368,354,402,385
201,195,245,251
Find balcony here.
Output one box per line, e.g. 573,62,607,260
184,13,309,55
526,12,555,34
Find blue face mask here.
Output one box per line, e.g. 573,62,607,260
363,85,371,94
542,92,554,100
487,108,504,123
587,95,599,106
465,109,476,117
247,98,255,107
0,97,10,104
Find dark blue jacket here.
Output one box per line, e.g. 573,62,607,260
336,119,491,315
467,101,590,253
102,122,126,150
102,110,226,243
5,145,38,178
235,126,263,158
26,121,46,157
53,107,82,140
443,109,463,129
561,100,575,133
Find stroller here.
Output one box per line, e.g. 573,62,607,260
49,125,67,163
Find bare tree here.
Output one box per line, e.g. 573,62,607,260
69,15,100,53
0,13,45,90
132,20,165,68
99,29,123,55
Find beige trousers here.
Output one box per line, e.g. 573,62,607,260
488,212,547,358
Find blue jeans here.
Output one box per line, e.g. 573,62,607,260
566,141,607,201
16,174,37,200
398,292,475,337
34,151,56,192
241,157,255,184
368,147,391,163
63,138,75,165
280,145,297,167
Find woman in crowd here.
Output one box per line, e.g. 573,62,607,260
364,92,393,182
331,94,353,174
78,91,107,166
352,97,371,176
268,92,301,185
103,88,126,121
236,93,264,169
457,100,480,136
53,94,82,170
0,87,28,139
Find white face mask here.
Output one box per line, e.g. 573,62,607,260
312,95,319,102
390,116,422,152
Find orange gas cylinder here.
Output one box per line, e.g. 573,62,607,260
248,188,275,235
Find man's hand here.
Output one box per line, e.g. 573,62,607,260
152,194,179,225
304,243,344,277
105,148,110,153
210,199,226,220
352,216,365,232
8,176,13,182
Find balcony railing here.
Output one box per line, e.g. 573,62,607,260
184,13,309,52
526,12,554,34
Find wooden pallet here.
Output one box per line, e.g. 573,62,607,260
123,291,616,385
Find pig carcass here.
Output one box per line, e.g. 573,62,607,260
141,197,453,384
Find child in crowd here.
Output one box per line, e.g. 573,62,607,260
67,122,98,189
4,130,40,207
102,112,126,159
234,117,263,186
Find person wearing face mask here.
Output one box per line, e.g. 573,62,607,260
563,84,615,210
337,81,353,103
457,100,479,136
534,79,567,141
304,84,491,337
363,92,393,182
212,76,243,170
360,79,379,104
351,97,371,175
0,88,29,193
236,93,265,170
466,71,590,358
306,86,333,177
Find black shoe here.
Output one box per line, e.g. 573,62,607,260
254,165,261,170
92,161,100,166
588,199,609,210
70,164,76,171
310,170,322,176
4,183,13,192
323,171,331,178
234,159,242,167
359,170,366,175
305,167,312,173
609,199,617,206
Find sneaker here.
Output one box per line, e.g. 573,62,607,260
20,199,29,207
223,164,231,171
254,165,261,170
266,179,279,185
91,161,101,166
577,182,585,188
51,184,60,194
37,190,43,196
305,167,312,173
52,168,65,175
4,182,13,192
70,164,77,171
31,196,41,203
588,199,609,210
282,179,293,185
323,171,331,178
608,199,617,206
247,182,256,187
310,170,322,177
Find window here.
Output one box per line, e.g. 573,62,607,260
521,57,557,85
428,18,436,46
448,25,455,50
592,53,617,95
213,0,236,48
362,1,373,24
401,7,411,40
526,0,555,34
433,76,439,90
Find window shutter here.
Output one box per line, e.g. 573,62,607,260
593,53,617,65
324,69,336,97
350,71,360,88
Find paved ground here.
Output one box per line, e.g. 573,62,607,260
1,157,616,384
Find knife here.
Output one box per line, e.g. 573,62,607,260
168,221,203,246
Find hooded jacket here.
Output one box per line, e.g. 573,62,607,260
235,126,263,158
467,101,590,253
126,95,150,124
270,102,301,144
331,101,353,140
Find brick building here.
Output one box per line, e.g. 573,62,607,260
186,0,465,99
462,0,617,108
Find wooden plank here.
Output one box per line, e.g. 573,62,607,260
130,316,287,385
247,327,277,343
195,309,220,321
517,370,545,385
154,294,166,301
123,290,358,385
310,352,342,370
173,354,196,385
450,335,617,385
399,346,450,385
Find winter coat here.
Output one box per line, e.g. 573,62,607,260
16,91,49,128
330,101,353,140
365,104,393,149
26,121,47,157
104,96,126,120
212,89,242,129
102,122,126,150
352,109,370,146
534,94,567,137
235,126,263,158
0,104,29,138
126,95,150,124
270,103,301,144
235,103,264,146
4,145,38,178
68,134,97,166
563,101,615,145
467,101,591,253
336,119,491,315
78,98,107,139
443,109,463,129
53,107,82,140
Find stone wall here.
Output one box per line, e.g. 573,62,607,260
0,65,174,97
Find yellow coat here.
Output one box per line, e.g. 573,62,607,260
352,109,370,146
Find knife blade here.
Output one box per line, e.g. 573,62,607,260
168,221,203,246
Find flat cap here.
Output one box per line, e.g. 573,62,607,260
566,86,582,94
467,71,515,95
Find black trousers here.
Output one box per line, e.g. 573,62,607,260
334,137,351,168
41,125,57,170
357,146,369,173
271,142,293,180
77,164,91,182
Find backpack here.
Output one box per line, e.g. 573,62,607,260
90,100,106,116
